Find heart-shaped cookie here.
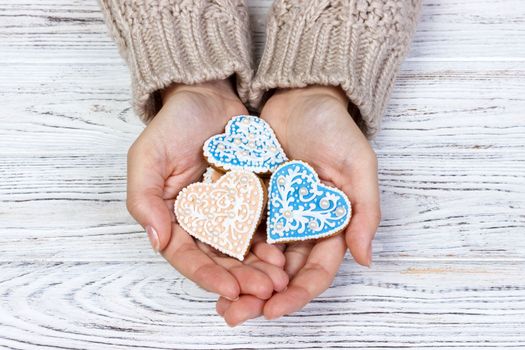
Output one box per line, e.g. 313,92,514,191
267,161,352,244
174,171,265,260
203,115,287,174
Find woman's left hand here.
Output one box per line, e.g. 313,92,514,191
216,85,381,325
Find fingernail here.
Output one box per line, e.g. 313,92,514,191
224,295,240,302
146,225,160,253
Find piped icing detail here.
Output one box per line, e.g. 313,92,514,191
203,115,287,174
267,161,351,243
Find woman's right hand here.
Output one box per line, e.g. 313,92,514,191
126,80,288,303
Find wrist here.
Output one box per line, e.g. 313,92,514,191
273,85,349,108
161,79,238,105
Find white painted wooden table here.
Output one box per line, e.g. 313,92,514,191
1,0,524,348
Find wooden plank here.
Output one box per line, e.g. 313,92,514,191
0,0,523,64
0,146,523,262
248,0,525,59
409,0,525,59
0,0,524,347
1,60,524,261
1,60,523,154
0,261,524,349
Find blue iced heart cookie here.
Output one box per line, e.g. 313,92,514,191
267,161,352,243
203,115,287,174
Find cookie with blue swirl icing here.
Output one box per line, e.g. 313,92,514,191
203,115,287,174
267,161,352,244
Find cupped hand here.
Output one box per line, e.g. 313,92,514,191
126,79,288,302
216,85,381,325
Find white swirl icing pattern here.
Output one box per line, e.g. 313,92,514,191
203,115,288,173
267,161,352,243
174,171,264,261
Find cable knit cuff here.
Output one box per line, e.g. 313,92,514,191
250,0,421,137
100,0,253,122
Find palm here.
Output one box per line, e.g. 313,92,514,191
144,90,238,220
263,90,373,183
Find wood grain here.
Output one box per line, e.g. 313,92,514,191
1,261,525,349
1,0,524,62
0,148,523,262
1,60,523,261
1,0,525,348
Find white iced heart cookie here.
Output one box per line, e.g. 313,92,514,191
203,115,288,174
267,161,352,244
174,171,265,261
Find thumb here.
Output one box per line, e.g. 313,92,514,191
336,155,381,267
127,142,173,253
344,200,380,266
127,189,173,253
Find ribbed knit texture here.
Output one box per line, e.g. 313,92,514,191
250,0,421,137
99,0,421,136
99,0,253,123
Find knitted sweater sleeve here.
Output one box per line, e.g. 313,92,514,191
249,0,422,137
99,0,253,123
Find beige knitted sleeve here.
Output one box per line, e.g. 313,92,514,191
250,0,421,137
99,0,253,123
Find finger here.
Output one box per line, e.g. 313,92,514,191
162,224,240,300
200,238,288,293
216,297,232,317
127,140,173,252
222,295,266,327
283,241,314,278
243,256,289,292
251,233,286,267
339,154,381,266
211,255,274,300
263,234,346,320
